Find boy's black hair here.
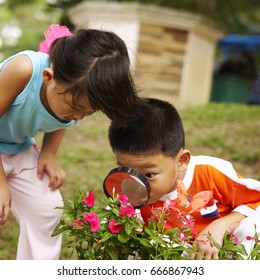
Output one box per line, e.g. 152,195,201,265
49,28,140,120
108,98,185,157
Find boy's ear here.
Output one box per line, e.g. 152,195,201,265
178,149,191,172
42,68,54,83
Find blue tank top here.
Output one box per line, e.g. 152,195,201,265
0,50,77,154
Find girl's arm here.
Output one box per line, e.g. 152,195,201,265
0,55,32,225
0,160,11,225
0,55,32,116
37,129,66,189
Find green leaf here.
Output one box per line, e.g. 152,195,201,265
206,234,221,250
101,231,114,242
52,225,71,236
124,222,133,235
111,207,120,216
106,247,118,260
144,227,157,237
138,238,153,248
75,246,85,260
118,231,129,243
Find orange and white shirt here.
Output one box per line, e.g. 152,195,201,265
140,155,260,233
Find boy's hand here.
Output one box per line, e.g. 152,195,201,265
0,183,11,225
37,151,65,189
191,225,224,260
191,212,246,260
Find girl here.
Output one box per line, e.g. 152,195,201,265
0,24,140,259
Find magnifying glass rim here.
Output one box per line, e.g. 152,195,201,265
103,166,150,208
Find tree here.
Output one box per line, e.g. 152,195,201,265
0,0,62,59
47,0,260,33
0,0,259,59
118,0,260,33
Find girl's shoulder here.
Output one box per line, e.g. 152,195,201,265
0,51,49,115
1,50,49,73
7,53,32,75
0,53,33,116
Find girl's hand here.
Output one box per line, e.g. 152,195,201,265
37,151,65,189
0,183,11,225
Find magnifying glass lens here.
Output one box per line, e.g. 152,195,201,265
121,178,148,206
103,167,150,208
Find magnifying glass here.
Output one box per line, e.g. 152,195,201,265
103,167,150,208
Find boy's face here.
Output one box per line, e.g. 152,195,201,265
114,150,188,204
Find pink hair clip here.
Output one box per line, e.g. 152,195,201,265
38,24,72,54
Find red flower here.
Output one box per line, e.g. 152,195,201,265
197,239,207,245
181,214,195,230
246,235,253,241
118,192,128,205
83,212,100,232
228,230,240,243
178,230,187,242
120,204,136,217
164,198,178,211
71,220,84,227
108,220,123,234
83,190,95,207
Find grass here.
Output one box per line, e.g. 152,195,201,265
0,102,259,260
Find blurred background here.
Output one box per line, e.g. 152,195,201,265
1,0,260,105
0,0,260,259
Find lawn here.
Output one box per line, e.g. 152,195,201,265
0,102,259,260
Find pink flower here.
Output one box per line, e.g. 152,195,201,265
246,235,254,241
83,212,100,232
164,197,178,211
135,209,144,223
119,204,136,217
39,24,72,54
181,214,195,230
178,230,187,242
71,220,84,227
197,239,207,245
83,190,95,207
164,197,172,207
118,192,128,205
228,230,239,243
108,220,123,234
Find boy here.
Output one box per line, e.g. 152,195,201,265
108,98,260,260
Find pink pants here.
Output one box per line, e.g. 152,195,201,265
1,146,63,259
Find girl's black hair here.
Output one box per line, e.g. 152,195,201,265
108,98,185,157
49,28,140,120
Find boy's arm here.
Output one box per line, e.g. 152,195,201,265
194,159,260,259
37,129,66,189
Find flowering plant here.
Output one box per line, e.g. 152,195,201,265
52,188,260,260
52,189,199,260
207,225,260,260
39,24,72,54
